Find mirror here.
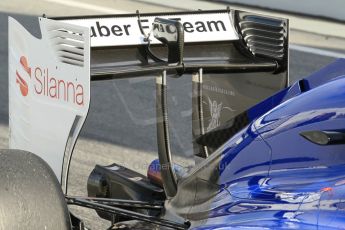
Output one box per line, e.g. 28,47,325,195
152,18,184,64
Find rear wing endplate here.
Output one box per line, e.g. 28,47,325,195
9,17,90,189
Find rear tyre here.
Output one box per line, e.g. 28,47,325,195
0,149,71,230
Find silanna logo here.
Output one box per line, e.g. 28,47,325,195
15,56,85,106
16,56,31,97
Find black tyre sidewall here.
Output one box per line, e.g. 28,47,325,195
0,149,71,230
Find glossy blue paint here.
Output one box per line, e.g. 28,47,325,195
247,58,345,122
190,59,345,229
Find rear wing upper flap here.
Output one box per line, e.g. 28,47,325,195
51,9,289,79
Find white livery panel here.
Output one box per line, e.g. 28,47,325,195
62,12,239,47
8,17,91,183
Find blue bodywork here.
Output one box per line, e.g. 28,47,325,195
190,59,345,229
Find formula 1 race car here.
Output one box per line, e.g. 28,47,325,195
3,8,345,230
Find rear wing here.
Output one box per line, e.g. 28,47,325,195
54,10,288,79
8,9,289,192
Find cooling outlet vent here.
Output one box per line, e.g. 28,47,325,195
237,12,288,62
47,26,85,67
